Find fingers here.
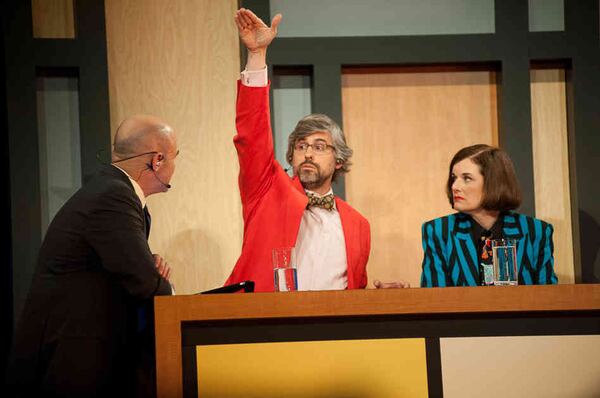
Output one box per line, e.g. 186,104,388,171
238,8,256,28
153,254,171,280
160,263,171,280
242,8,265,26
271,13,282,33
234,14,245,32
373,280,411,289
235,11,250,31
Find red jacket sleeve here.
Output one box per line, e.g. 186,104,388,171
234,81,276,222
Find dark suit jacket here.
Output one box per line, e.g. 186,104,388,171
7,165,171,397
420,212,558,287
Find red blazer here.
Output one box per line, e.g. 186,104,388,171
225,81,371,292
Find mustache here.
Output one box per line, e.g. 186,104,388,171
299,160,320,171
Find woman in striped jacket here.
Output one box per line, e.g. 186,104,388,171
420,144,558,287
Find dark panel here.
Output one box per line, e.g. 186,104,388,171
425,338,444,398
495,0,535,216
33,40,80,66
311,63,346,199
529,32,570,60
182,345,199,398
3,0,42,326
565,0,600,283
240,0,270,24
74,0,111,180
182,312,600,345
0,9,13,377
269,35,501,66
4,0,111,330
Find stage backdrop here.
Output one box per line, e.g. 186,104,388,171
105,0,242,294
32,0,575,292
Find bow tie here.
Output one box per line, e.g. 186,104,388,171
307,193,335,211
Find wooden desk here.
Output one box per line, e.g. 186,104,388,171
155,284,600,397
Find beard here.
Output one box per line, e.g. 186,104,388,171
296,161,332,190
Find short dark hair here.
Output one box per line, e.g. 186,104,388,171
446,144,522,211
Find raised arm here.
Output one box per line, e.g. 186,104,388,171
233,9,283,215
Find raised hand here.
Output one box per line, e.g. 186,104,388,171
235,8,282,52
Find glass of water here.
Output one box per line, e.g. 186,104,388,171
272,247,298,292
492,239,518,285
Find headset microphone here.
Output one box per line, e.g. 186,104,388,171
146,162,172,189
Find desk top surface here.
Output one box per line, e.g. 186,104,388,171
155,284,600,322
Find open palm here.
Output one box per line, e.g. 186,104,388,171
235,8,282,51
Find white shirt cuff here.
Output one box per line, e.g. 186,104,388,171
241,67,268,87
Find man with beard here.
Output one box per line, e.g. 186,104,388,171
225,8,371,291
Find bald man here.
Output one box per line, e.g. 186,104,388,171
7,115,179,397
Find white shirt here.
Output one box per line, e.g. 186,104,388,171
240,69,349,290
295,190,348,290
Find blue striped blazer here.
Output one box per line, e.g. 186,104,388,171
420,212,558,287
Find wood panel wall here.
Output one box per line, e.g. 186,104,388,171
531,68,575,283
31,0,75,38
105,0,242,294
342,68,498,287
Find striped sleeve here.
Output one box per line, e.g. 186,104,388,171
536,221,558,284
420,221,448,287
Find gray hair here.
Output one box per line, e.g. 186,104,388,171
285,114,353,181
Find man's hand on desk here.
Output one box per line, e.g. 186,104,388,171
373,280,411,289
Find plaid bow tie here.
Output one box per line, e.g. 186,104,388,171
307,193,335,211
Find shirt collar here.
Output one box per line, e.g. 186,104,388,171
112,164,147,208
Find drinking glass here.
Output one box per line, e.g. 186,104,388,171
492,239,518,286
272,247,297,292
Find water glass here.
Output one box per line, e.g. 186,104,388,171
272,247,297,292
492,238,518,286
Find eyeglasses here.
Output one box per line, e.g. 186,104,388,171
293,141,336,155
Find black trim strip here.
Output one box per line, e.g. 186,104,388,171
182,345,199,398
425,338,444,398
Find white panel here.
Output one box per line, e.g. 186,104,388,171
271,0,495,37
36,76,82,236
441,335,600,398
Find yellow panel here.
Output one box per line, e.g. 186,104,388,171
105,0,243,294
530,69,575,283
31,0,75,39
342,69,498,287
197,338,429,398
